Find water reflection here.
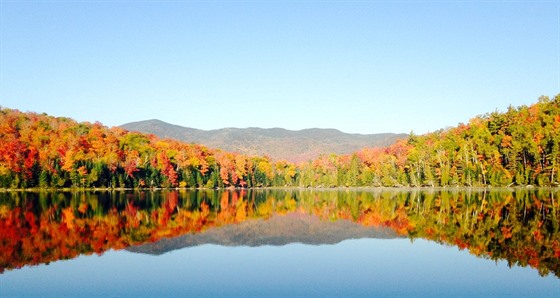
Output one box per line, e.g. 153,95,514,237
0,188,558,277
127,211,402,255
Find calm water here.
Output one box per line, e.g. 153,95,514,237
0,189,558,297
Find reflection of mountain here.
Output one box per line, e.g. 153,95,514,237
127,212,402,255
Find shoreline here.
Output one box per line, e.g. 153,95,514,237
1,185,559,193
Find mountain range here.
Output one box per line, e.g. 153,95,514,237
127,212,402,255
120,119,406,163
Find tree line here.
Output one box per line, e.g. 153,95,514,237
0,94,559,189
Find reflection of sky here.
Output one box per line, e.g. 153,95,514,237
1,239,558,297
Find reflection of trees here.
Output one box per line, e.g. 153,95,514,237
0,189,558,277
403,189,560,277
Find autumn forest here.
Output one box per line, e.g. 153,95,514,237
1,95,559,190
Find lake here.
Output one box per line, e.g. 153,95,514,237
1,189,558,297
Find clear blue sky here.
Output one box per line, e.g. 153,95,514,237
1,0,558,134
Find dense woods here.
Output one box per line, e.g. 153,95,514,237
1,95,559,189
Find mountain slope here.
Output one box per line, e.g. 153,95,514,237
120,119,406,162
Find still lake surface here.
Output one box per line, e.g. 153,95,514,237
0,189,558,297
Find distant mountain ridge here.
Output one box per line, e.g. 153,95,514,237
127,212,402,255
120,119,406,162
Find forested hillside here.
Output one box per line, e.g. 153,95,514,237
120,119,405,163
0,95,558,189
